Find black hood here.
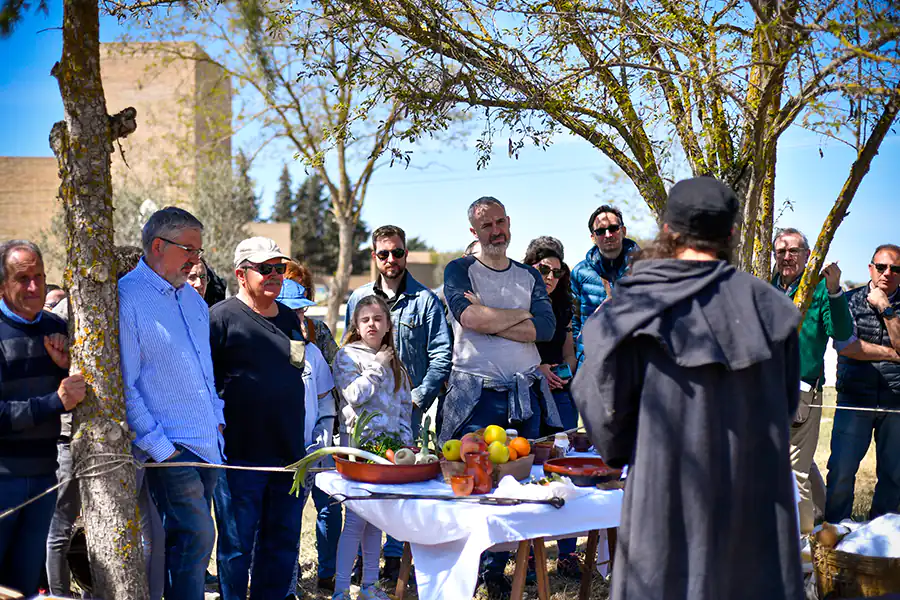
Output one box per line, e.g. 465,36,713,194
583,259,801,370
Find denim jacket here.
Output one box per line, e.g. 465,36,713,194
346,273,452,410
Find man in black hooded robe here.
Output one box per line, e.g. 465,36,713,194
571,177,804,600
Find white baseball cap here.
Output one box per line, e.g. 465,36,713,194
233,237,290,268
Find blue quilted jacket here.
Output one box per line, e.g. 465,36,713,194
571,239,639,368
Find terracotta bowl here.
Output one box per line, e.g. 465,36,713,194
334,455,441,484
569,432,593,453
543,457,622,487
532,442,554,465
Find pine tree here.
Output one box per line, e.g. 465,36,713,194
272,163,294,224
233,149,259,223
294,174,326,266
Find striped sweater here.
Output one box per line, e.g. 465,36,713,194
0,310,68,475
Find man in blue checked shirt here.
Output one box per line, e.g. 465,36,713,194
118,207,225,600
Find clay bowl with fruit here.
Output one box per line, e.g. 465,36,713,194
334,455,442,485
543,457,622,487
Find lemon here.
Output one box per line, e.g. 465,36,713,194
484,424,507,445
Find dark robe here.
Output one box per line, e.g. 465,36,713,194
571,259,804,600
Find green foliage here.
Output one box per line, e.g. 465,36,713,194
406,236,433,252
0,0,47,36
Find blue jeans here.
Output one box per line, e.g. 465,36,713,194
215,468,304,600
312,485,342,579
458,385,541,580
0,473,57,595
825,409,900,522
454,385,542,440
146,447,218,600
551,389,578,556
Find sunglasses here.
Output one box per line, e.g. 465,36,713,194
535,264,565,278
593,224,621,237
243,263,287,276
873,263,900,275
375,248,407,261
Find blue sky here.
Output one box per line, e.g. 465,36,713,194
1,6,896,285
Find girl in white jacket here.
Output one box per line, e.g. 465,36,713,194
331,295,412,600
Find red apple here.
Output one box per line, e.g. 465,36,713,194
460,433,487,460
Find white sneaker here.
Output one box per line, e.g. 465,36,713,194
358,583,392,600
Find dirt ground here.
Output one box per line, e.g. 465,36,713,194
205,387,877,600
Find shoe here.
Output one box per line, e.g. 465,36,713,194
481,574,512,600
358,583,392,600
350,558,362,585
317,575,336,591
331,590,351,600
556,553,583,580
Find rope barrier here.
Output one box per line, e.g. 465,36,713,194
0,455,335,522
809,404,900,415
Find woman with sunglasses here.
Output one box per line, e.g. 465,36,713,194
522,237,581,579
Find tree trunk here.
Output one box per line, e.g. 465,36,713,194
325,211,356,334
793,89,900,316
49,0,149,597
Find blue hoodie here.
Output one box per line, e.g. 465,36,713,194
571,238,639,367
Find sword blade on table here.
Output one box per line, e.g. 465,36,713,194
331,491,565,509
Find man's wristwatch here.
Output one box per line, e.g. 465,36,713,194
882,306,896,320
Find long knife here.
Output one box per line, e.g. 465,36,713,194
330,490,565,509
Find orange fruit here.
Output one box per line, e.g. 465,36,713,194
509,437,530,457
508,447,519,461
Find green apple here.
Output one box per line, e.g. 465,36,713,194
442,439,462,462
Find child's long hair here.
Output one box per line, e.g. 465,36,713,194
343,295,408,393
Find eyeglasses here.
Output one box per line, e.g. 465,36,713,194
592,224,621,237
158,237,204,259
243,263,287,276
872,263,900,275
375,248,407,261
535,264,565,279
774,247,807,258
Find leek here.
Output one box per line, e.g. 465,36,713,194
287,447,391,496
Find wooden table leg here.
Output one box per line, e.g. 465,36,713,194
395,541,413,600
579,529,600,600
607,528,618,571
533,537,551,600
510,540,531,600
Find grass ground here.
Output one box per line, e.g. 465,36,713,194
207,388,877,600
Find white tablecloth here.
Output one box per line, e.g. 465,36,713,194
315,464,622,600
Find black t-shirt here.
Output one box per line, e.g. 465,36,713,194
537,298,572,367
209,297,307,465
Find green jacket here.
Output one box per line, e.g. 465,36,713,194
773,276,853,386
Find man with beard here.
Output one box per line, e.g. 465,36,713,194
344,225,452,585
828,244,900,522
572,177,804,600
119,207,224,600
442,197,558,599
571,205,640,369
346,225,451,438
771,228,852,534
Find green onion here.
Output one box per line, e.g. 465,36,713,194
287,447,391,496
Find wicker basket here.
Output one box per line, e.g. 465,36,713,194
809,531,900,598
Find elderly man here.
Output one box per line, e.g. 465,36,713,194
771,228,852,534
210,238,309,600
442,197,557,599
0,240,84,596
119,207,224,600
571,205,640,368
573,177,803,600
828,244,900,522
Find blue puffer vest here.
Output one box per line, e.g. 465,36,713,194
571,238,639,368
836,285,900,407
